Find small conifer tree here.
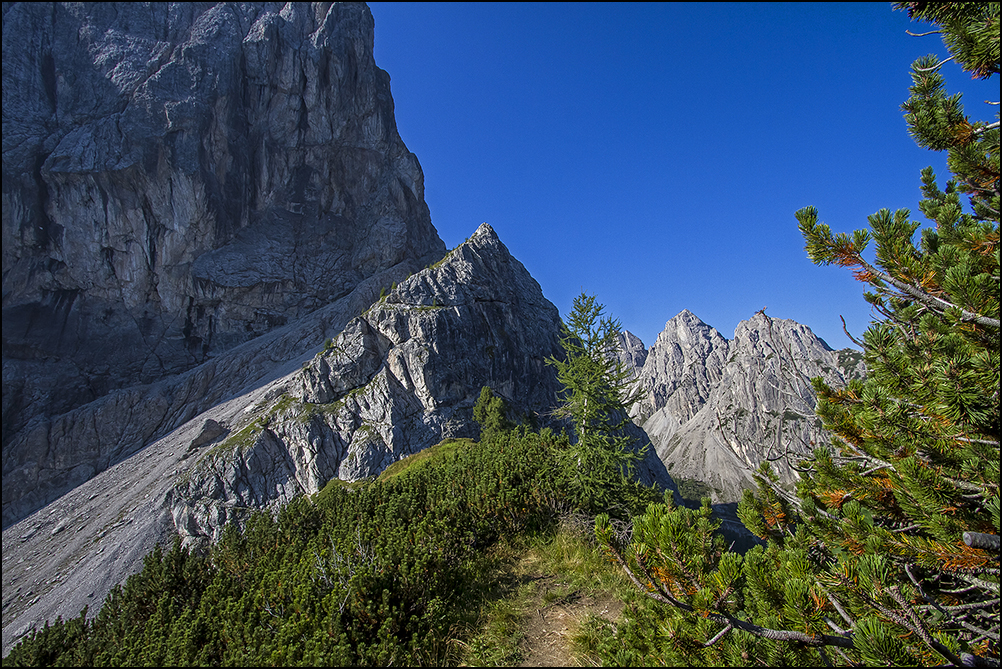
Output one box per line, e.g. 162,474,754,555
473,385,512,440
547,292,644,512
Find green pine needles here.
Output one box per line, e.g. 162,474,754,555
595,2,999,666
547,293,647,514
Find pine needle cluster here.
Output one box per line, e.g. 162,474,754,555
595,3,999,665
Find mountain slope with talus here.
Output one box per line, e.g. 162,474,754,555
1,222,676,655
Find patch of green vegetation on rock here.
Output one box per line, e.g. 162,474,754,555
674,477,715,506
376,438,474,483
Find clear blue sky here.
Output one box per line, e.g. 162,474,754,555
366,2,993,351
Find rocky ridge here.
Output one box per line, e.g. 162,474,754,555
169,222,573,545
1,222,676,654
622,310,865,503
2,1,445,527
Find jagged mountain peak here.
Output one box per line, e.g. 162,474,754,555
616,329,649,373
734,311,834,348
384,221,548,312
626,309,730,440
669,307,702,323
170,221,568,540
653,309,725,347
634,310,858,503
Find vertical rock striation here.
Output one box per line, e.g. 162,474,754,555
2,2,445,526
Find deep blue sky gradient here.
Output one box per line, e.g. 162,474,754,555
367,2,993,350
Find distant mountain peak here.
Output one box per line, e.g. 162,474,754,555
622,309,861,504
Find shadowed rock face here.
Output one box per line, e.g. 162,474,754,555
2,2,445,526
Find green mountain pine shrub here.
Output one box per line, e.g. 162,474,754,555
6,394,661,666
594,3,999,665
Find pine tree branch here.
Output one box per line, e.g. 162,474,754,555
890,585,954,663
893,524,923,533
942,584,983,596
840,315,866,348
820,585,857,628
611,541,692,611
945,476,992,494
953,574,1001,596
703,623,733,647
964,532,1001,551
825,618,851,635
971,121,1000,135
860,463,891,476
854,254,1001,329
918,598,1001,613
605,540,856,649
959,620,1001,644
953,436,1001,447
849,581,968,666
832,645,858,666
831,440,897,472
914,54,956,71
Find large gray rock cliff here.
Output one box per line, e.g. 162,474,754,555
1,222,675,654
2,1,445,527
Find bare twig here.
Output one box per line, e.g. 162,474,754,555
971,121,1000,135
892,524,922,533
841,316,867,349
703,623,733,647
915,55,956,71
964,532,1001,551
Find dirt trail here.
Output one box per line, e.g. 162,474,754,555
517,573,624,667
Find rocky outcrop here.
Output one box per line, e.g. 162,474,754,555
2,264,403,528
615,329,648,374
626,309,731,444
1,223,675,654
169,223,675,545
2,2,445,526
624,311,864,502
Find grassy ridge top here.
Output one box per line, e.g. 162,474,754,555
4,424,668,666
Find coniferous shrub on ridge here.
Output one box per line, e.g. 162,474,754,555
594,2,999,665
6,390,656,666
